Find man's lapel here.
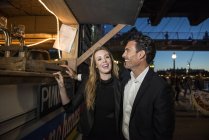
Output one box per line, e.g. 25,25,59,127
130,69,154,120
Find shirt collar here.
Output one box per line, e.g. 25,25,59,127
130,66,149,83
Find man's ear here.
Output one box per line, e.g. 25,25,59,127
138,50,146,59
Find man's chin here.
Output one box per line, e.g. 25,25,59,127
124,62,130,69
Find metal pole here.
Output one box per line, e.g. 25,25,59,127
173,59,175,71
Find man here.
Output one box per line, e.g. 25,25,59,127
121,31,175,140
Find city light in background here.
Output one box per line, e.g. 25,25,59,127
154,51,209,72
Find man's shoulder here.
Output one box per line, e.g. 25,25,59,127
148,70,168,85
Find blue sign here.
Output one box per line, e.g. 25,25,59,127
22,106,81,140
38,79,74,117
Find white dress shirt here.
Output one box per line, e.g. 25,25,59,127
122,67,149,140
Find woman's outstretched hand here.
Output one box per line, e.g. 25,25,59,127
53,71,64,88
60,65,77,80
53,65,77,87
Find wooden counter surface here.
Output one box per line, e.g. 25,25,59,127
0,70,70,85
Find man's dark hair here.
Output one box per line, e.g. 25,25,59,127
126,28,156,64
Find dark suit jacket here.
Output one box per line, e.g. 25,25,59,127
121,69,175,140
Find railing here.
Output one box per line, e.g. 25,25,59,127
142,32,209,40
204,81,209,91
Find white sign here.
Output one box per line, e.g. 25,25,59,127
53,24,77,53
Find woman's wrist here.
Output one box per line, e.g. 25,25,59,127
58,82,65,88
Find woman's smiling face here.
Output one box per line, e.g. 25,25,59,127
94,49,112,75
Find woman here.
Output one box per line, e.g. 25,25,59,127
54,47,122,140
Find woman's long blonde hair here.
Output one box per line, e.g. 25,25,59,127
85,47,119,110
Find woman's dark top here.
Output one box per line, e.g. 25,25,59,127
87,77,118,140
63,76,122,140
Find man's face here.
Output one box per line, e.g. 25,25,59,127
122,40,142,70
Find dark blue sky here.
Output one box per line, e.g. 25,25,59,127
104,17,209,71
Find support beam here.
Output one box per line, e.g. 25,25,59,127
107,39,209,51
188,16,208,26
77,24,126,66
150,0,175,26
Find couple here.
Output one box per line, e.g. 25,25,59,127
54,32,175,140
